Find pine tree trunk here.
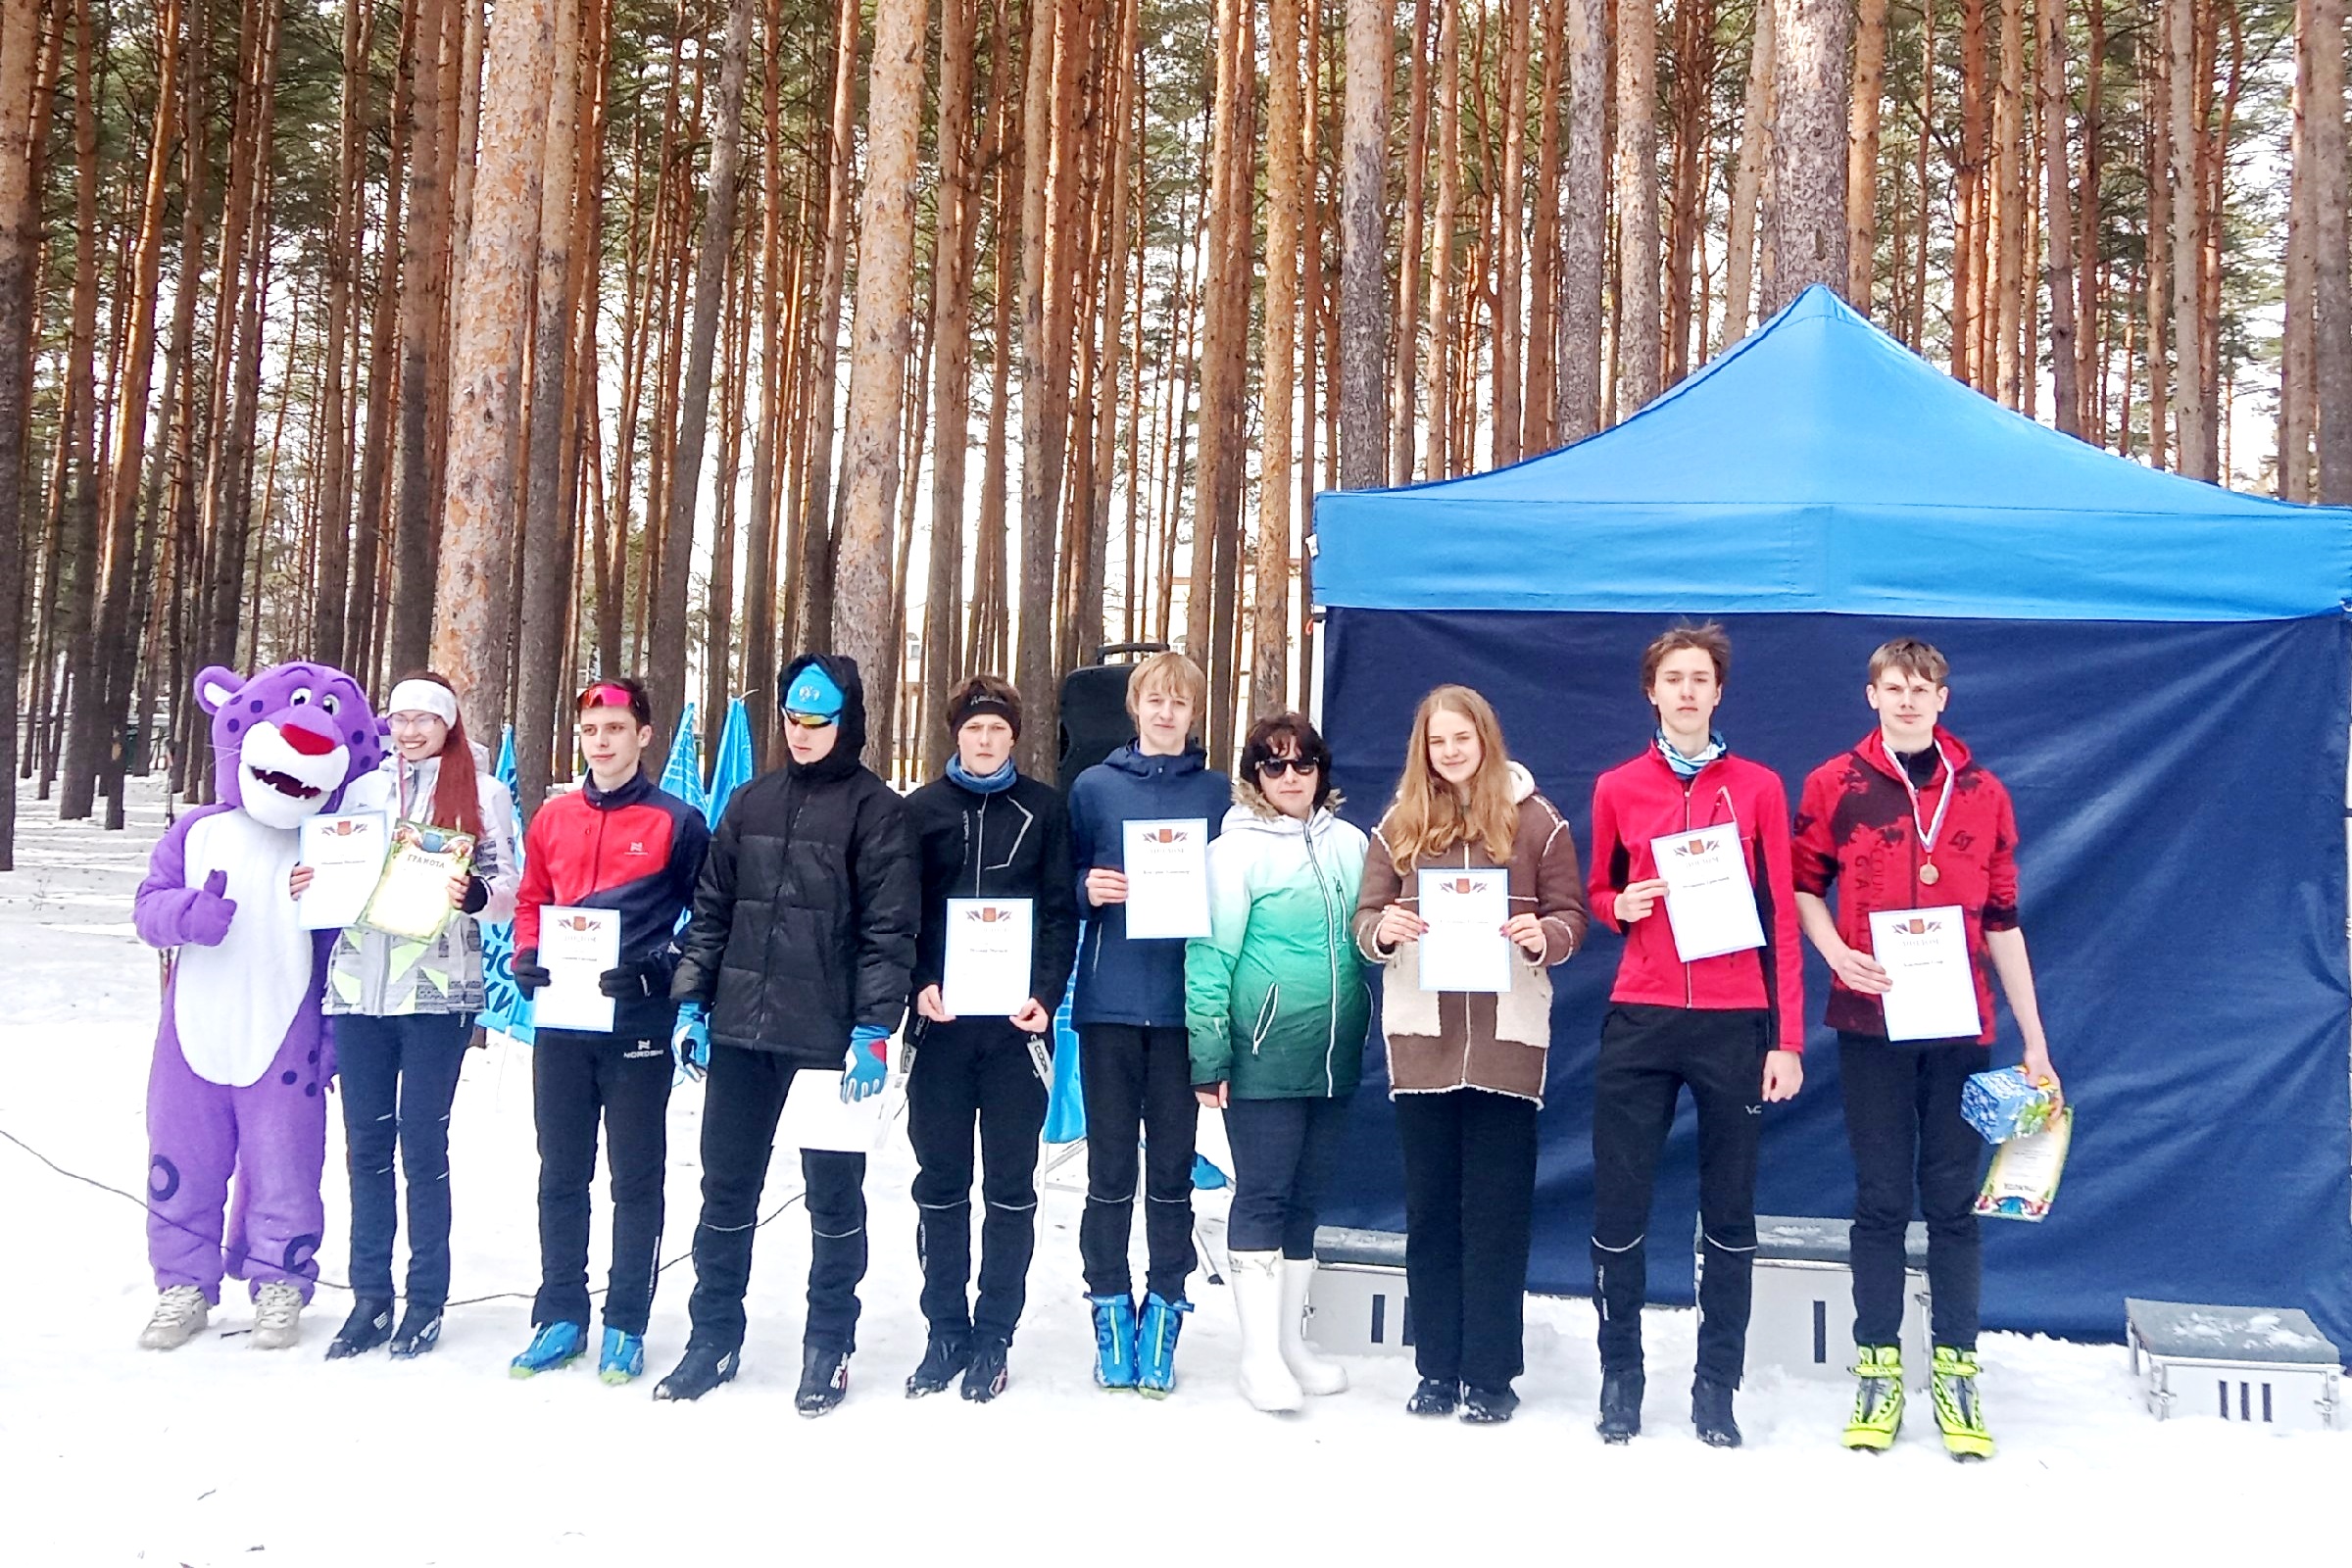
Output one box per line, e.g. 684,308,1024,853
1340,0,1393,488
2312,0,2352,501
1991,0,2024,402
1768,0,1851,310
1189,0,1249,666
795,0,862,655
647,0,752,743
1725,0,1775,342
2076,0,2104,428
921,0,984,771
389,0,450,677
428,0,552,726
1847,0,1886,311
1526,0,1563,448
1613,0,1658,410
1494,0,1531,453
835,0,926,767
0,0,44,865
1256,0,1304,713
1557,0,1603,439
2165,0,2212,478
52,0,101,816
1390,0,1433,481
2038,0,2081,435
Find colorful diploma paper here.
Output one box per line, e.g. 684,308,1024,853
357,820,474,943
1650,826,1765,961
1416,867,1512,994
534,905,620,1033
1975,1107,2074,1222
943,898,1034,1018
297,811,388,930
1869,906,1982,1042
1120,818,1211,940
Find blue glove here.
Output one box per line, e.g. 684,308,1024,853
671,1004,710,1082
841,1025,891,1102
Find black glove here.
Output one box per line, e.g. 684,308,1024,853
460,875,490,915
513,949,551,999
598,956,662,1001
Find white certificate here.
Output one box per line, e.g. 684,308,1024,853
297,811,388,930
1650,826,1766,960
778,1069,891,1153
535,905,620,1032
1416,867,1512,994
943,897,1034,1018
1868,906,1982,1042
1121,818,1211,940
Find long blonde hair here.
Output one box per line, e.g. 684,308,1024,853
1381,686,1518,867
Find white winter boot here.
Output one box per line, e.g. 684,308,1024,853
1229,1251,1303,1412
138,1286,210,1350
250,1282,306,1350
1279,1257,1348,1396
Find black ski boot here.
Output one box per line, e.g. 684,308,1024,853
961,1338,1011,1403
797,1345,852,1417
323,1297,394,1361
1406,1378,1460,1417
387,1303,443,1359
1596,1369,1644,1444
653,1343,741,1402
1692,1377,1742,1448
906,1331,972,1398
1459,1385,1521,1425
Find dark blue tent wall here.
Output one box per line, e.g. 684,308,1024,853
1307,287,2352,1357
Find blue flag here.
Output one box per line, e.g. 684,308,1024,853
660,701,706,816
705,697,754,828
476,723,536,1046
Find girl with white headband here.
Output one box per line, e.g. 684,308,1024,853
312,670,519,1360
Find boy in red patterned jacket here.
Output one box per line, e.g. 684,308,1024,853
1791,637,2061,1460
1586,622,1805,1450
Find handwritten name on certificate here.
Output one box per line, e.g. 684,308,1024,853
1121,818,1210,940
1417,868,1512,994
1649,826,1765,961
298,811,387,930
943,898,1035,1018
1868,906,1981,1042
536,906,620,1033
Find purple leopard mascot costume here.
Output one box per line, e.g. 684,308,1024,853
132,662,384,1350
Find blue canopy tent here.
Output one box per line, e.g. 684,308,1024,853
1309,284,2352,1355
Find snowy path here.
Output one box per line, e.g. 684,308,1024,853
0,779,2341,1566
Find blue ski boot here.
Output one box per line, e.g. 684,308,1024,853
599,1327,646,1386
1089,1294,1139,1390
510,1320,587,1378
1136,1293,1193,1399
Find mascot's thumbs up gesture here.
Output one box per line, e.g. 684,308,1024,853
132,663,384,1352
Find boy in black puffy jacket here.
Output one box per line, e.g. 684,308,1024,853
658,653,918,1415
900,675,1078,1402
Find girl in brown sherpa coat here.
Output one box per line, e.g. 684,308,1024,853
1352,684,1588,1424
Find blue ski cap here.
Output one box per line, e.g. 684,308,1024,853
783,663,845,723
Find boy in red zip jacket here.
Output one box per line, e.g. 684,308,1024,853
1585,622,1804,1449
1791,637,2061,1460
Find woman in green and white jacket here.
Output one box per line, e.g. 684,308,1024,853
1187,710,1369,1412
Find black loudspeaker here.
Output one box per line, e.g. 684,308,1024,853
1056,643,1167,790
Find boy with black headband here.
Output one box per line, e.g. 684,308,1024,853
1792,637,2060,1460
900,675,1079,1402
510,676,710,1385
662,655,919,1415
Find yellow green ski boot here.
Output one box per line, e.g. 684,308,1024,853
1930,1346,1995,1461
1841,1345,1905,1450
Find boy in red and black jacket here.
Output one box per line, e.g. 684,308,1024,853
1791,637,2060,1459
1585,622,1804,1450
509,676,710,1385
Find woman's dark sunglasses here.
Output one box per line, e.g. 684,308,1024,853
1256,756,1319,778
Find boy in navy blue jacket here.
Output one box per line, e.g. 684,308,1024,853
1065,651,1230,1395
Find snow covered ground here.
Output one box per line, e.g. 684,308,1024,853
1,778,2343,1567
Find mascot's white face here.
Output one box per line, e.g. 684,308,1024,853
196,663,386,832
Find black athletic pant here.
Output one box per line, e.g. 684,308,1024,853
686,1042,869,1354
1224,1096,1349,1258
1396,1087,1539,1392
338,1009,472,1308
1839,1033,1984,1352
1077,1023,1200,1301
906,1019,1049,1344
1590,1003,1769,1389
531,1024,675,1337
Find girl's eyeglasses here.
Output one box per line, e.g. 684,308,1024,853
1256,756,1318,778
